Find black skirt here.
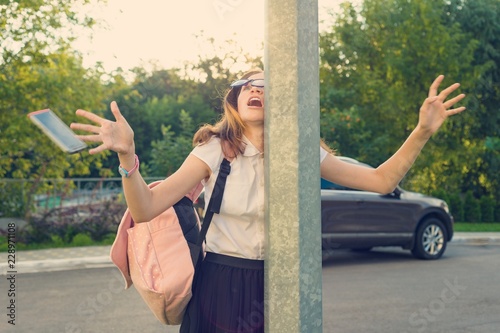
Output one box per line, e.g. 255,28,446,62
180,252,264,333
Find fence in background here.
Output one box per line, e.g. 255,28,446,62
0,177,163,217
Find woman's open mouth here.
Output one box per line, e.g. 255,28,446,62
247,97,263,108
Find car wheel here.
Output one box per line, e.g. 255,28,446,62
411,218,448,260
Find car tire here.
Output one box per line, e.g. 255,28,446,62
411,218,448,260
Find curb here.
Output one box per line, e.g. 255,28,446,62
0,256,114,275
452,232,500,245
1,233,499,275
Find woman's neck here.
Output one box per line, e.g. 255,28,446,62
244,128,264,153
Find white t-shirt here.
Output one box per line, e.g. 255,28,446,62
191,136,329,260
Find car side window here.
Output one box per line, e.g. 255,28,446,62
321,178,358,191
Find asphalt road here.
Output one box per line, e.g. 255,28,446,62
2,243,499,333
322,243,500,333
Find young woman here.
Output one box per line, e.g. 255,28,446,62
71,69,465,332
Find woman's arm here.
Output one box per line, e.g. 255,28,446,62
119,153,209,222
71,101,210,222
320,75,466,194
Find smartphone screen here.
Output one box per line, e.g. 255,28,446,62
28,109,87,154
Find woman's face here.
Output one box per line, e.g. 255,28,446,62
236,72,265,125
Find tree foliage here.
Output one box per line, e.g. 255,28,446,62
0,0,98,65
0,0,108,217
0,0,108,177
442,0,500,200
319,0,498,200
149,110,195,177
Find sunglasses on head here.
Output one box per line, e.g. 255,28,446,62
230,79,265,88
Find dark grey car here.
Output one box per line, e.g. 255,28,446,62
321,157,454,260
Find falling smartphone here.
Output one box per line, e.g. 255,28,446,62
27,109,87,154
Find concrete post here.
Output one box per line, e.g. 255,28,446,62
264,0,322,332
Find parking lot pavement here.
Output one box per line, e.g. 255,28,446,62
1,232,499,275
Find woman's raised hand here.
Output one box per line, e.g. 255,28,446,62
71,101,135,156
417,75,466,136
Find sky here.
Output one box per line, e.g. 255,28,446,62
74,0,352,72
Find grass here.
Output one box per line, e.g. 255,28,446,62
453,222,500,232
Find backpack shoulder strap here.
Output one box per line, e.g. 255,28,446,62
196,158,231,246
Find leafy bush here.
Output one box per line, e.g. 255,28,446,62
17,211,55,244
464,191,481,222
19,206,85,244
480,196,495,223
79,200,126,242
448,193,464,222
431,189,450,203
0,182,30,218
70,233,94,247
496,200,500,223
49,206,86,243
16,199,126,245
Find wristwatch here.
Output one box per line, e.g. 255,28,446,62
118,154,139,178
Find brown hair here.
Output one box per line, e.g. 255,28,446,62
192,69,264,158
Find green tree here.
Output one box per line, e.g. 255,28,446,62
149,110,195,177
0,0,108,217
102,67,218,176
443,0,500,200
0,0,108,179
319,0,496,199
0,0,99,65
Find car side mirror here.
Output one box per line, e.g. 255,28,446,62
383,187,402,199
392,187,402,198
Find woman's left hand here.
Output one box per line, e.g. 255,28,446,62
417,75,466,136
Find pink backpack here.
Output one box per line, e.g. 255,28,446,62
110,159,230,325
